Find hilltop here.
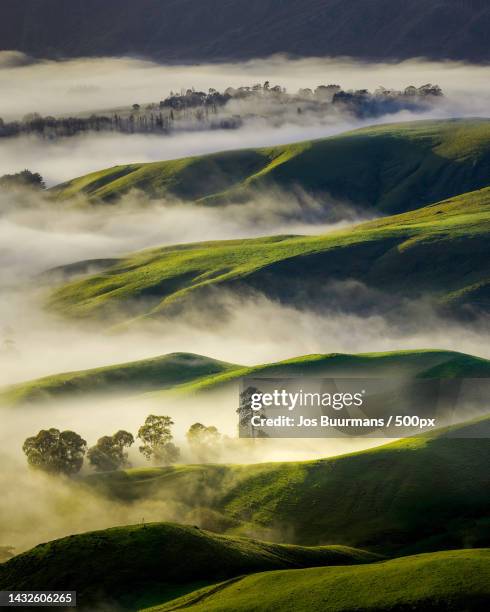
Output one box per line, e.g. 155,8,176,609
0,352,236,406
0,522,377,610
52,120,490,215
2,1,490,63
2,349,489,406
47,185,490,322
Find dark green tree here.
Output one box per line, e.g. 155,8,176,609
22,428,87,476
0,169,45,190
87,430,135,472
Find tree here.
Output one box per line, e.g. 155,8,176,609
22,428,87,476
87,430,134,472
0,169,45,190
138,415,180,465
238,386,269,438
186,423,221,462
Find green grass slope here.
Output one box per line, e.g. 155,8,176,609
52,120,490,216
175,349,490,394
148,549,490,612
3,349,489,406
0,523,378,611
0,352,236,406
88,417,490,556
48,186,490,321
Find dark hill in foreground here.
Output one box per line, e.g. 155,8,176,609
149,549,490,612
0,523,377,610
2,0,490,63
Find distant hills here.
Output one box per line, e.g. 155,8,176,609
2,0,490,63
3,349,490,406
47,120,490,323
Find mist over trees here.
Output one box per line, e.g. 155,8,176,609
138,415,180,465
0,82,443,142
186,423,222,462
0,169,45,190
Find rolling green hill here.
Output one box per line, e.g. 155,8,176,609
48,185,490,322
52,120,490,216
87,417,490,556
0,523,378,611
147,549,490,612
0,352,236,406
3,349,489,406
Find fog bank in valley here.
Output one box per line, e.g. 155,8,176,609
1,53,490,185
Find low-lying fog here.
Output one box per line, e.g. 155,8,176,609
1,52,490,556
1,53,490,185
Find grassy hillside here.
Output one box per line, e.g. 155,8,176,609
148,549,490,612
52,120,490,216
87,417,490,556
48,186,490,321
0,352,236,406
3,1,490,63
3,349,489,406
175,349,490,394
0,523,378,611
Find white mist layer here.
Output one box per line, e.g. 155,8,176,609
0,54,489,185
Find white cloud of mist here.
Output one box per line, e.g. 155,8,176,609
0,53,490,185
0,187,361,285
0,53,489,557
0,114,421,187
1,52,490,120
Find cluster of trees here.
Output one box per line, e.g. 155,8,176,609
0,82,443,141
22,416,224,476
0,169,45,190
330,84,443,118
0,106,240,140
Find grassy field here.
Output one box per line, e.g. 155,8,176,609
86,416,490,556
48,186,490,321
52,119,490,216
147,548,490,612
0,523,378,610
3,349,489,406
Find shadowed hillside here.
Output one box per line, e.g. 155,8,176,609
47,186,490,322
87,417,490,555
53,120,490,215
147,549,490,612
2,1,490,63
3,349,489,406
0,523,378,610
